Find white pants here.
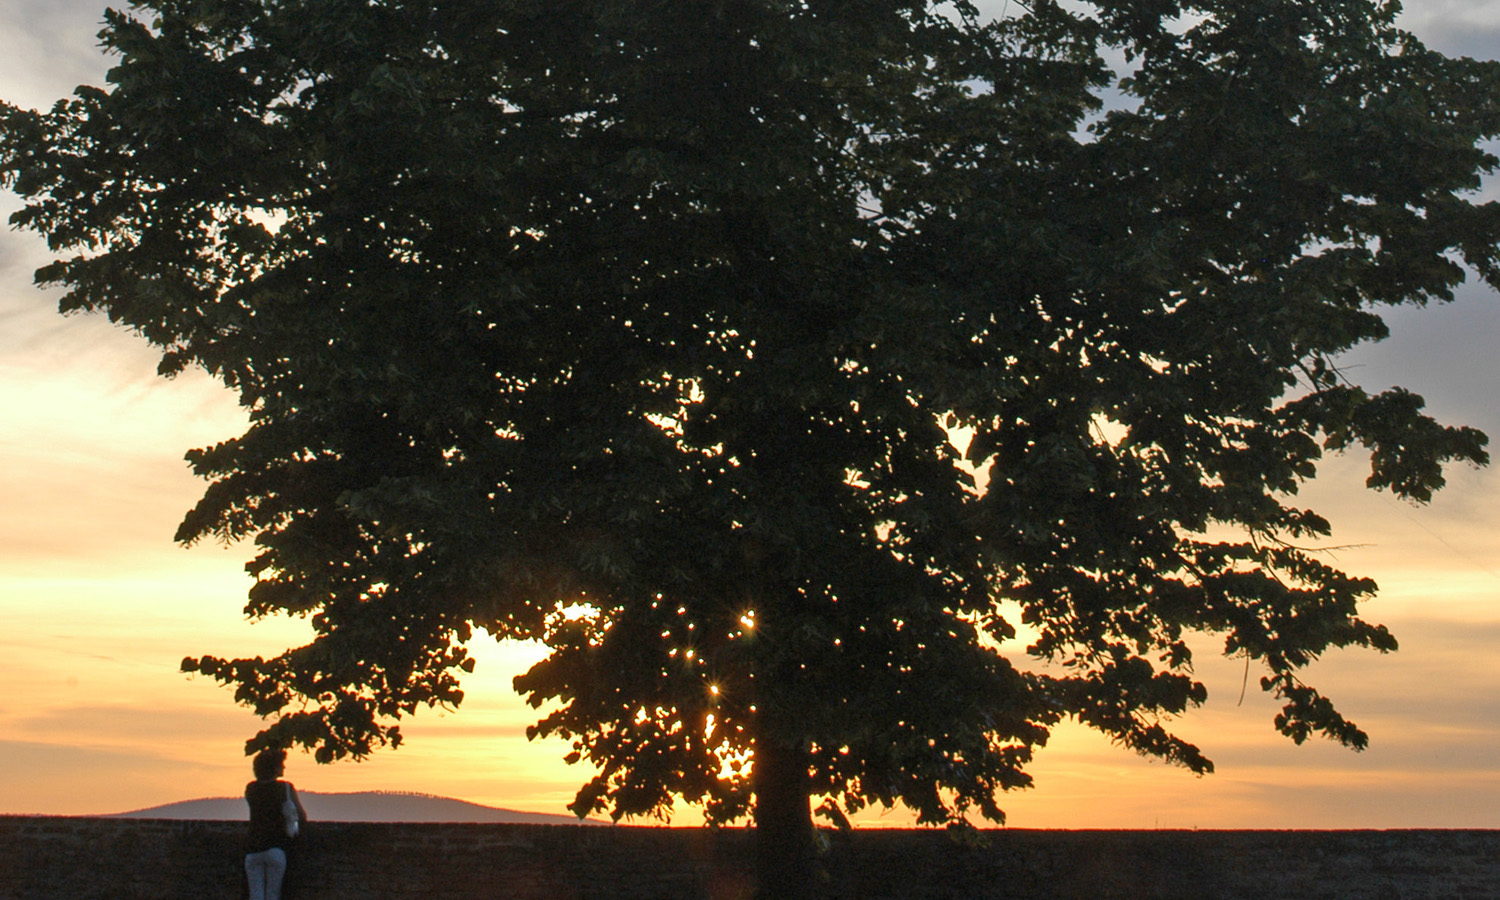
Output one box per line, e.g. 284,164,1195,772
245,847,288,900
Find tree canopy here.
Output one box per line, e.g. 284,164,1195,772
4,0,1499,892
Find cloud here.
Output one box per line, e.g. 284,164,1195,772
1398,0,1500,59
0,0,113,112
1343,280,1500,436
10,700,257,741
0,737,246,815
978,612,1500,828
0,332,248,573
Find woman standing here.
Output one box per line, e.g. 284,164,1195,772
244,748,307,900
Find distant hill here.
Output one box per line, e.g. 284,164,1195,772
110,791,606,825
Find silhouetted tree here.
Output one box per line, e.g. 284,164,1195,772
5,1,1499,896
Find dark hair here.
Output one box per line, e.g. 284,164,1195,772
252,748,287,781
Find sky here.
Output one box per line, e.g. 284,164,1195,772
2,0,1500,828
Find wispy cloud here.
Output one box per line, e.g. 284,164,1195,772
0,0,112,111
1399,0,1500,59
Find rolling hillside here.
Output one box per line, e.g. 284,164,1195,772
110,791,605,825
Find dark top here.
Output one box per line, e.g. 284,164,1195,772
245,778,302,853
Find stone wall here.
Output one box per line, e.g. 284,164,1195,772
3,817,1498,899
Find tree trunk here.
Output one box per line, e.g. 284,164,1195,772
752,736,817,900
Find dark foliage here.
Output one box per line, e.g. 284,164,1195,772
4,1,1499,895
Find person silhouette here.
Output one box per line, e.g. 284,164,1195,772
244,748,307,900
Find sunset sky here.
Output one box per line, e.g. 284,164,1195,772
3,0,1500,828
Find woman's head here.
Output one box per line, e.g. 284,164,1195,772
252,748,287,781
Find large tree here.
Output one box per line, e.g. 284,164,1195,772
5,0,1499,895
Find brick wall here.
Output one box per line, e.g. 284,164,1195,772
3,817,1497,900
